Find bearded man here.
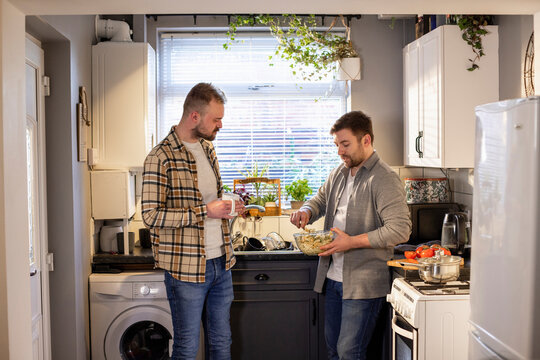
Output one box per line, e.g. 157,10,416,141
142,83,244,360
290,110,411,360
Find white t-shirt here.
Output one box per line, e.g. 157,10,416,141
326,171,355,282
183,141,224,259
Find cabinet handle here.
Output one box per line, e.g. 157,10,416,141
312,299,317,326
254,273,269,281
415,131,424,158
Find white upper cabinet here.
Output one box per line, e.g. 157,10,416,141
92,42,156,169
404,25,499,168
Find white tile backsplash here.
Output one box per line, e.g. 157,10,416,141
230,215,324,242
398,167,424,180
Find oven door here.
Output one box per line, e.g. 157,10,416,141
391,310,418,360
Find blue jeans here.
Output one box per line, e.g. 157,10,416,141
164,255,234,360
324,279,384,360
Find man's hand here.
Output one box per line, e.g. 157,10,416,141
318,228,353,256
206,199,234,219
290,209,312,229
235,200,246,215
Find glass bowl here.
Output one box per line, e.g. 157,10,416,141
293,230,334,256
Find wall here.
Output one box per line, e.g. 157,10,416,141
0,0,34,358
497,15,534,99
26,15,95,360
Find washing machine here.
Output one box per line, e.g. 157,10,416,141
89,271,204,360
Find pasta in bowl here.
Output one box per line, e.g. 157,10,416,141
293,230,334,255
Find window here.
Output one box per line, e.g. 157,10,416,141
158,32,347,203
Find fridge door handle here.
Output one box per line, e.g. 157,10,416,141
470,329,505,359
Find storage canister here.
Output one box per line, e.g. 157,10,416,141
404,177,449,204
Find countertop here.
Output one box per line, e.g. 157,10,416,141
92,247,317,268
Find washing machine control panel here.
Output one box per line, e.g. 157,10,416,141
133,282,165,299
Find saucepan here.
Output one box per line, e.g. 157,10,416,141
399,253,461,284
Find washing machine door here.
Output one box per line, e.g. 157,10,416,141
104,305,172,360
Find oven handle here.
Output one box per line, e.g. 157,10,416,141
391,314,414,340
391,313,419,360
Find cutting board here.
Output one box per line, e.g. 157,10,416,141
387,257,465,270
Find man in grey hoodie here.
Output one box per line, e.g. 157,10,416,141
290,110,411,360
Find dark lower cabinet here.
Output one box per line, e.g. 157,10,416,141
231,258,323,360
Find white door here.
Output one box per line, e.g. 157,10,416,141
25,35,52,360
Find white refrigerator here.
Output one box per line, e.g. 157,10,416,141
470,96,540,359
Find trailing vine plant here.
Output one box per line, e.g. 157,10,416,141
224,14,358,81
450,15,494,71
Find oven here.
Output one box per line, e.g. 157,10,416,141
386,278,470,360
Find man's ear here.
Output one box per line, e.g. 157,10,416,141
363,134,372,146
189,111,200,124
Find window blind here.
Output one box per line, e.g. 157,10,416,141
158,32,346,203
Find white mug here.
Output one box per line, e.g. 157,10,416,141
222,193,241,216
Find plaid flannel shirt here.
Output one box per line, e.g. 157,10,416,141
141,127,235,282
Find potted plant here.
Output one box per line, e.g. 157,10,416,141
285,179,313,209
224,14,360,82
448,15,494,71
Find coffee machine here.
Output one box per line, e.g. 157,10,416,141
441,212,471,256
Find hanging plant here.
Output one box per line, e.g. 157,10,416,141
224,14,359,81
450,15,494,71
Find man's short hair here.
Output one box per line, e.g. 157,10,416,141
330,111,375,144
183,83,227,117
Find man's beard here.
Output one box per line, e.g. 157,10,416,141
193,125,218,141
342,155,362,168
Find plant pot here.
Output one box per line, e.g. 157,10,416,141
336,57,361,80
290,200,305,209
248,209,260,216
264,202,281,216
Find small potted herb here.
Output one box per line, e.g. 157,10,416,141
285,179,313,209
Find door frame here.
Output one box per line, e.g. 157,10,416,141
25,33,52,360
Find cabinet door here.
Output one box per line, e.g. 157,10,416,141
231,290,319,360
404,42,422,166
419,31,442,167
92,42,156,169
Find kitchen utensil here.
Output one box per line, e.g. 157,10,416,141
100,225,122,253
243,237,265,251
398,253,462,284
441,212,470,255
262,232,287,251
116,232,135,253
404,178,449,204
139,228,151,248
293,230,334,256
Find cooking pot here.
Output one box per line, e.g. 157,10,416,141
399,253,461,283
243,237,265,251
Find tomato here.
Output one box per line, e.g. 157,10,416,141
404,251,417,259
441,247,452,256
415,245,429,256
430,244,442,249
420,248,435,258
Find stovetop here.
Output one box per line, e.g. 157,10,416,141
405,279,470,295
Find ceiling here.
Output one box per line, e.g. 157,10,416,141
9,0,540,16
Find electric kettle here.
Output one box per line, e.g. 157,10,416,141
441,212,470,255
